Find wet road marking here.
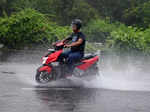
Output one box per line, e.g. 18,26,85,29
22,87,73,91
1,71,16,74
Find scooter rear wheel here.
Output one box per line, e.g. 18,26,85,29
35,71,53,84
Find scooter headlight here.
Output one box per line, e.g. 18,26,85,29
42,57,48,64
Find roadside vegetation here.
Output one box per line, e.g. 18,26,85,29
0,0,150,54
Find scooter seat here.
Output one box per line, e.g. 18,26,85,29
82,54,96,60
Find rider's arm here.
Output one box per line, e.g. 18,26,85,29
62,36,72,43
53,35,72,46
67,37,83,47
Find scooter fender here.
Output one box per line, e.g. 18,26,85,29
38,66,52,73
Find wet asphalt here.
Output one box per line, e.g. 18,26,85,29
0,49,150,112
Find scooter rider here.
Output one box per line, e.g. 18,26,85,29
59,19,86,75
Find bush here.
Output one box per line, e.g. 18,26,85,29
111,26,144,51
110,25,150,54
67,0,99,25
11,0,99,26
0,8,71,48
83,18,117,43
83,18,150,54
123,1,150,28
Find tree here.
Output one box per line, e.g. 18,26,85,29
0,0,14,16
10,0,99,25
123,0,150,28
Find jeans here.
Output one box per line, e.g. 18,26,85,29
59,50,83,74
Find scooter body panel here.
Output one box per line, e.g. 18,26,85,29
38,66,52,73
45,50,63,64
77,56,99,71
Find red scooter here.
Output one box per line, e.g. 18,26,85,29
35,41,99,84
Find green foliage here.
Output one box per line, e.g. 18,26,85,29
142,28,150,53
67,0,98,25
11,0,55,16
10,0,99,25
111,26,144,51
0,0,150,54
83,18,150,54
87,0,132,22
0,0,15,16
83,18,117,42
0,8,71,48
87,0,149,26
123,1,150,28
50,0,99,25
1,0,150,27
110,25,150,54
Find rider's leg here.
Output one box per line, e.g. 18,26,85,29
57,50,72,78
58,50,71,63
67,52,83,74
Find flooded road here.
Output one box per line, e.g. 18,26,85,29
0,49,150,112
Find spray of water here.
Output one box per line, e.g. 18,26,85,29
93,52,150,91
1,49,150,91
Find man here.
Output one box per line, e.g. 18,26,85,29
59,19,86,75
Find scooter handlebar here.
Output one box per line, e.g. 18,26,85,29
52,41,66,47
55,41,65,47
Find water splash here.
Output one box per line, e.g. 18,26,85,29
1,49,150,91
84,53,150,91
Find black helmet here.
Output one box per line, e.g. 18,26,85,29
71,19,82,30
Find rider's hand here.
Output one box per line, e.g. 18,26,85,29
52,42,56,46
64,44,72,48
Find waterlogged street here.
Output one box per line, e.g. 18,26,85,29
0,49,150,112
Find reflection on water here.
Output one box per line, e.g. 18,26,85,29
33,87,150,112
34,87,102,112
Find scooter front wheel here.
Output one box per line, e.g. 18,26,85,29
35,71,53,84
